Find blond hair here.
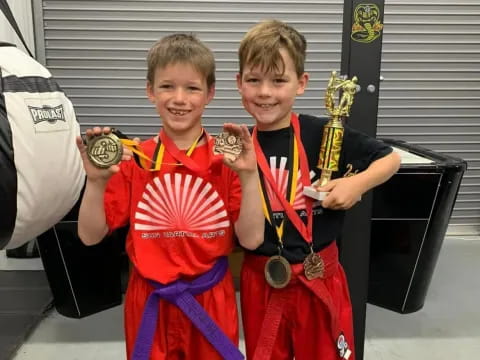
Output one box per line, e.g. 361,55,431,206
238,19,307,77
146,33,215,89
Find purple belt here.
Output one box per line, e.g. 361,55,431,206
131,257,244,360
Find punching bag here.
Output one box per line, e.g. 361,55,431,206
0,43,85,250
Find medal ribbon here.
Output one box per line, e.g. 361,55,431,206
257,126,297,245
113,128,205,172
159,129,215,175
111,129,156,170
253,113,313,245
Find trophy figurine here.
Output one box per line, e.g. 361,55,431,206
303,71,358,201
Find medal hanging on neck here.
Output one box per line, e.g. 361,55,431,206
155,129,208,173
253,113,314,288
257,126,296,289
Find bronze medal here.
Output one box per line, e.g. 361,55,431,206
213,132,242,162
265,255,291,289
303,251,325,280
86,133,123,168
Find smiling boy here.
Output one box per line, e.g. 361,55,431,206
76,33,264,360
237,20,400,360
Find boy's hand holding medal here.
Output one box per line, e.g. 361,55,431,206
214,123,257,174
76,127,137,181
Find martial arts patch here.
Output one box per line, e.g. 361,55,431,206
337,333,351,359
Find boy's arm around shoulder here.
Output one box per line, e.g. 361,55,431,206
319,150,401,210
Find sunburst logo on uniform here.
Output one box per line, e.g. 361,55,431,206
266,156,316,212
134,173,230,235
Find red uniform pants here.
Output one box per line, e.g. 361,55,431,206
240,247,355,360
124,267,239,360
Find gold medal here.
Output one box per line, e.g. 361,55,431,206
86,133,123,168
303,251,325,280
213,132,242,161
265,255,291,289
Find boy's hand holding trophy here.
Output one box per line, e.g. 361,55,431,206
303,71,359,201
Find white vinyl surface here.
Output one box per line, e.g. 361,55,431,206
5,237,480,360
393,146,435,165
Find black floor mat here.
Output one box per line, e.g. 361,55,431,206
0,271,53,360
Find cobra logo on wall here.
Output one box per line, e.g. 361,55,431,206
351,3,384,43
0,44,85,250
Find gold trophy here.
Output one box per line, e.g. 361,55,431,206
303,71,358,200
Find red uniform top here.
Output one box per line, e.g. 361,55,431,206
104,135,241,284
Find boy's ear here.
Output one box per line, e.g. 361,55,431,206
236,73,242,94
206,84,215,104
296,72,309,96
146,81,155,102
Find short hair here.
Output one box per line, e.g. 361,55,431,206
146,33,215,89
238,19,307,77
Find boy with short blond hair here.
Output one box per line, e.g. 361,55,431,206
237,20,400,360
76,33,264,360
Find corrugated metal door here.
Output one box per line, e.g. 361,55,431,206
32,0,479,234
377,1,480,235
32,0,344,137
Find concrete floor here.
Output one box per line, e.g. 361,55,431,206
3,236,479,360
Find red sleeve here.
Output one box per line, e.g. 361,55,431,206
104,161,133,232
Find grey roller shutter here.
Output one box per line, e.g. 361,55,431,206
33,0,345,137
378,1,480,235
33,1,479,235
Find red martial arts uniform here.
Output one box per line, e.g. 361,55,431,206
241,243,354,360
241,113,393,360
104,134,241,360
